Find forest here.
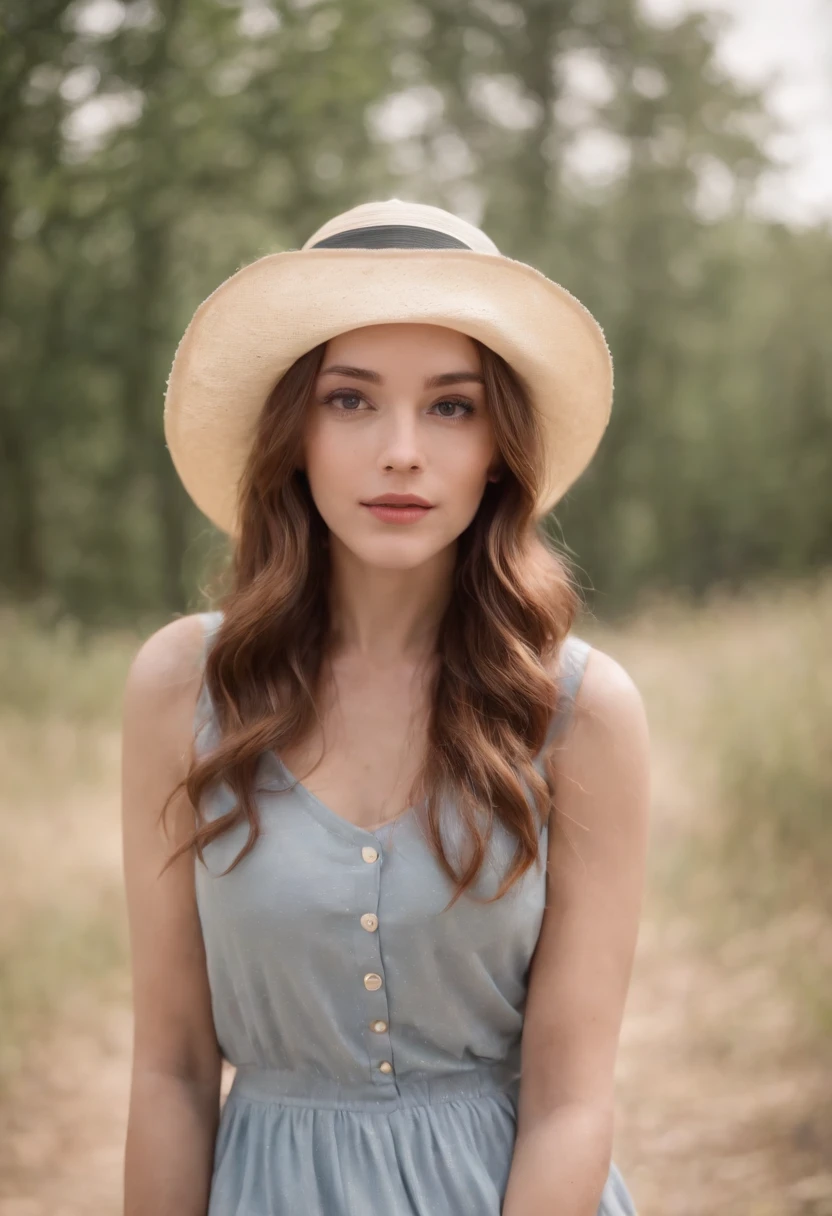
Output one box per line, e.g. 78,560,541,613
3,0,830,626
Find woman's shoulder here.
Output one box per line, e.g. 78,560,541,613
555,635,648,750
540,637,650,872
543,634,646,748
122,613,213,739
126,613,208,691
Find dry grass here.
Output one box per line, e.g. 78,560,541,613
582,572,832,1213
0,609,139,1100
585,574,832,1037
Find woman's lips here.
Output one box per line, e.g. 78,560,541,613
362,504,434,524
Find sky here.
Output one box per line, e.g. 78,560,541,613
642,0,832,224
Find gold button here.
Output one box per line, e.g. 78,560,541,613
371,1019,388,1034
361,846,379,863
363,972,383,991
360,913,379,932
378,1060,393,1074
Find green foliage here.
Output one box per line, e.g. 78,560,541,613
0,0,830,621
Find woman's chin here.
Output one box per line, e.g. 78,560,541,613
340,534,453,572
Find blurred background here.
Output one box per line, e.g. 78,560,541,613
1,0,830,1212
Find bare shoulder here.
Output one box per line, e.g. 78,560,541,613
548,640,651,851
573,642,649,737
123,612,208,716
121,612,211,832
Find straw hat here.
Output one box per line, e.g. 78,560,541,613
164,198,613,536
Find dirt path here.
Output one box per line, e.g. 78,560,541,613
1,733,830,1214
0,986,237,1216
617,897,832,1214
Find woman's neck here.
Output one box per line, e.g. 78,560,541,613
326,534,456,663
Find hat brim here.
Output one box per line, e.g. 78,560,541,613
164,248,612,535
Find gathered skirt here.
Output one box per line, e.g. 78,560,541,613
207,1066,637,1216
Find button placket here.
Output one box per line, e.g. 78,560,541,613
357,841,395,1083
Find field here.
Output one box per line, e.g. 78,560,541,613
0,578,830,1215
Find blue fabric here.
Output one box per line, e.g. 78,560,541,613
194,610,637,1215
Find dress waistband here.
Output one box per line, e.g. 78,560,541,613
228,1062,521,1112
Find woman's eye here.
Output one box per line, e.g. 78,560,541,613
324,391,474,420
328,391,364,410
432,398,474,420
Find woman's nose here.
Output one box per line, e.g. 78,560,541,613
377,408,425,471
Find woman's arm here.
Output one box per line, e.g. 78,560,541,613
502,646,651,1216
121,615,223,1216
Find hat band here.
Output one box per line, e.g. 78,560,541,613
309,224,471,251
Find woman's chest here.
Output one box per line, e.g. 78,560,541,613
276,663,432,830
195,783,550,983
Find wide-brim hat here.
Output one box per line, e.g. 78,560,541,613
164,198,613,536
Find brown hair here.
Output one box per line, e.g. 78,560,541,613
162,338,581,909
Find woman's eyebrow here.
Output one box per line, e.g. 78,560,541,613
425,370,485,388
320,364,381,383
320,364,485,387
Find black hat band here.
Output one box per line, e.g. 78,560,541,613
310,224,471,251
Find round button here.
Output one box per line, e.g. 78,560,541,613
378,1060,393,1074
361,846,379,863
360,913,379,932
370,1019,388,1034
363,972,383,991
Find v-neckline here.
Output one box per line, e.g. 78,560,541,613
261,750,419,843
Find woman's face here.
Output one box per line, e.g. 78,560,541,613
301,323,501,570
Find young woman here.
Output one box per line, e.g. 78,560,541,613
121,199,650,1216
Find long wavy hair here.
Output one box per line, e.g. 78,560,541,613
161,335,581,909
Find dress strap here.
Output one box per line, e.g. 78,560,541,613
193,610,224,760
532,635,592,773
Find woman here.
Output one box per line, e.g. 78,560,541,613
121,199,650,1216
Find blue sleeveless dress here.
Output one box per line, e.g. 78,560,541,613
193,611,637,1216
